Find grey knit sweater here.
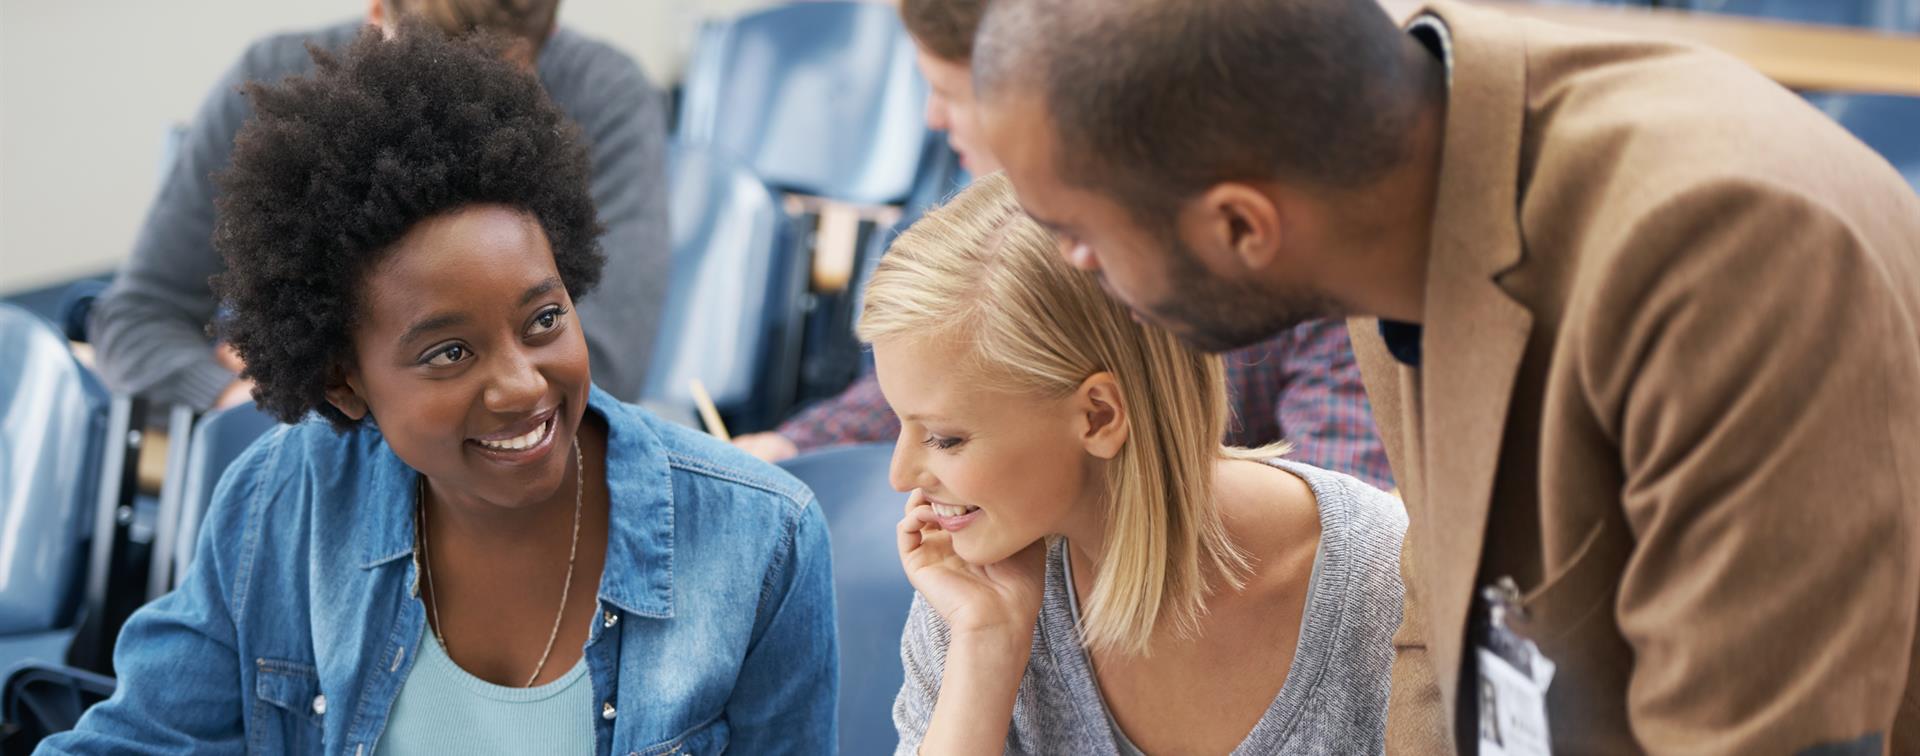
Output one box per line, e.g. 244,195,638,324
893,459,1408,755
90,20,670,408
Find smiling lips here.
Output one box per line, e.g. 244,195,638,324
469,408,558,459
929,501,975,517
928,498,983,531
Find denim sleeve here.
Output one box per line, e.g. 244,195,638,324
723,498,838,753
37,436,273,754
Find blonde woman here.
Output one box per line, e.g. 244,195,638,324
864,174,1406,755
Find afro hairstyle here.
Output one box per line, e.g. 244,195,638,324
212,20,604,428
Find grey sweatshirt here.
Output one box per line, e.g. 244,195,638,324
894,459,1408,755
90,20,670,409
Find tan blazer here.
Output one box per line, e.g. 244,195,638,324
1359,3,1920,754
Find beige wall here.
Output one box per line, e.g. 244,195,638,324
0,0,779,296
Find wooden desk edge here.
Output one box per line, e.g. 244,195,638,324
1380,0,1920,97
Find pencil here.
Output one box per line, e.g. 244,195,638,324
689,379,731,442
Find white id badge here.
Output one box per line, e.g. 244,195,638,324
1476,578,1556,756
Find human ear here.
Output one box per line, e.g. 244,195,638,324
323,362,370,421
1074,372,1129,460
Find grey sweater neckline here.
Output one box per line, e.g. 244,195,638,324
1039,457,1353,755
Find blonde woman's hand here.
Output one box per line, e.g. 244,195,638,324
898,489,1043,754
896,489,1047,646
731,432,799,463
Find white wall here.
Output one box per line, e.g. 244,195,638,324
0,0,779,296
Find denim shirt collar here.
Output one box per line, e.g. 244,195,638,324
352,384,676,618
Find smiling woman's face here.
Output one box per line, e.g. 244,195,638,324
327,203,590,509
874,335,1098,565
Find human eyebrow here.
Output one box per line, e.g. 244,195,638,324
518,276,563,306
399,312,470,346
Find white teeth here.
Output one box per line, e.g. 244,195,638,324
931,503,977,517
477,417,550,451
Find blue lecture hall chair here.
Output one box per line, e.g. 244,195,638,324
1807,93,1920,192
676,0,962,408
643,142,806,432
159,403,281,593
1669,0,1918,31
0,304,121,750
54,280,108,343
676,0,936,207
0,305,109,673
2,662,114,750
0,129,188,743
777,443,916,756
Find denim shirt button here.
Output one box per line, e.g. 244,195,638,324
390,646,406,672
602,701,617,720
602,610,619,628
311,694,327,716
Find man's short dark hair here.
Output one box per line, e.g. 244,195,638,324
212,21,603,428
901,0,988,61
975,0,1422,220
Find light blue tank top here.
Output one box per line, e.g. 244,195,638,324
375,637,595,755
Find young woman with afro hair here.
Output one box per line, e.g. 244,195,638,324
40,22,836,756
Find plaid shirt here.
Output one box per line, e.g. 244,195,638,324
776,318,1394,490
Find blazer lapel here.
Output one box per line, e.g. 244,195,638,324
1408,0,1535,723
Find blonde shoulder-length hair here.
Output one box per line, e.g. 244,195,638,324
858,173,1287,656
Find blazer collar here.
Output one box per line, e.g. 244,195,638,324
1407,0,1536,722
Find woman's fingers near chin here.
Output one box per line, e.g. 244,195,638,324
897,514,929,556
904,488,931,516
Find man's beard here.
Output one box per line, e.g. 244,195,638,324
1142,237,1342,353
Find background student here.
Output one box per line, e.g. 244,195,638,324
87,0,670,411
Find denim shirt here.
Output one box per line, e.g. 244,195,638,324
41,386,838,755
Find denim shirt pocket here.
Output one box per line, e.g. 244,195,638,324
631,716,730,756
252,658,325,754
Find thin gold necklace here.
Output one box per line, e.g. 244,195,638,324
416,441,584,688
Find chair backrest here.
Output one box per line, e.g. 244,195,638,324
0,305,108,635
777,443,915,756
677,1,934,205
1,661,116,751
54,280,108,344
167,403,281,588
645,143,804,431
849,155,968,336
1807,93,1920,192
